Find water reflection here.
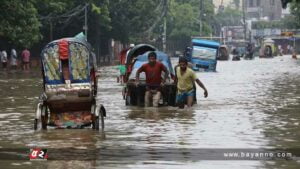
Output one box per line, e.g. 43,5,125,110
127,107,195,121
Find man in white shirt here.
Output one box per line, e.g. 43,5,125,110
1,50,8,69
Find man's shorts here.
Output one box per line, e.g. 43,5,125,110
176,89,195,103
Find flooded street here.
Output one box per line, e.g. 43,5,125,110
1,56,300,169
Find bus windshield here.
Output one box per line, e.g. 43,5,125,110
192,46,217,60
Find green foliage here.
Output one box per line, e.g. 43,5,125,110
213,6,242,35
252,17,299,29
168,0,214,40
0,0,215,48
168,2,198,38
108,0,162,43
281,0,300,8
215,7,242,27
289,0,300,27
0,0,41,48
108,0,214,43
0,0,112,48
91,3,101,14
233,0,240,9
252,21,281,29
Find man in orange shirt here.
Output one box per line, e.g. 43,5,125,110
136,52,169,107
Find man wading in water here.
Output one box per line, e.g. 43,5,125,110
175,57,208,108
136,52,169,107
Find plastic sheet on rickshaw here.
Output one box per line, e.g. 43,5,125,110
49,111,92,128
41,40,90,85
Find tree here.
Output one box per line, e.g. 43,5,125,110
215,7,242,26
0,0,41,48
0,0,216,52
108,0,163,43
289,0,300,27
168,0,214,39
108,0,214,43
233,0,240,10
36,0,111,41
281,0,300,8
0,0,112,49
214,6,242,34
168,2,199,39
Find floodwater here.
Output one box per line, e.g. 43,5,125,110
0,55,300,169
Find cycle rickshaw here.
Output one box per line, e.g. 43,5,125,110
34,35,106,130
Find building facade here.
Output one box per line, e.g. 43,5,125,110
246,0,282,20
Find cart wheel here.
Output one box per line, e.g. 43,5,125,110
136,86,144,107
34,119,38,130
94,106,106,130
91,103,96,129
95,116,100,130
40,105,48,130
91,114,96,129
41,117,47,129
41,106,48,130
122,87,126,100
34,103,47,130
100,106,105,129
129,88,137,106
136,92,141,107
168,85,177,106
125,95,130,106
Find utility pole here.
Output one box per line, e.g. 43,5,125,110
163,17,167,52
242,0,247,41
199,0,203,36
83,3,88,40
162,0,167,52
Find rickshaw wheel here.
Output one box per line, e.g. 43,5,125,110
122,87,127,100
125,95,130,106
91,114,96,129
100,106,105,129
95,106,105,130
34,103,48,130
136,86,144,107
167,85,177,106
94,116,99,130
34,119,38,130
41,106,48,130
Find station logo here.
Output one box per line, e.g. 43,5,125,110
29,148,48,161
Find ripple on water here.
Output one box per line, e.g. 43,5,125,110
0,114,11,118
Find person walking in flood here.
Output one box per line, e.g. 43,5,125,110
21,48,30,70
175,57,208,108
10,48,18,69
136,52,169,107
1,50,8,69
